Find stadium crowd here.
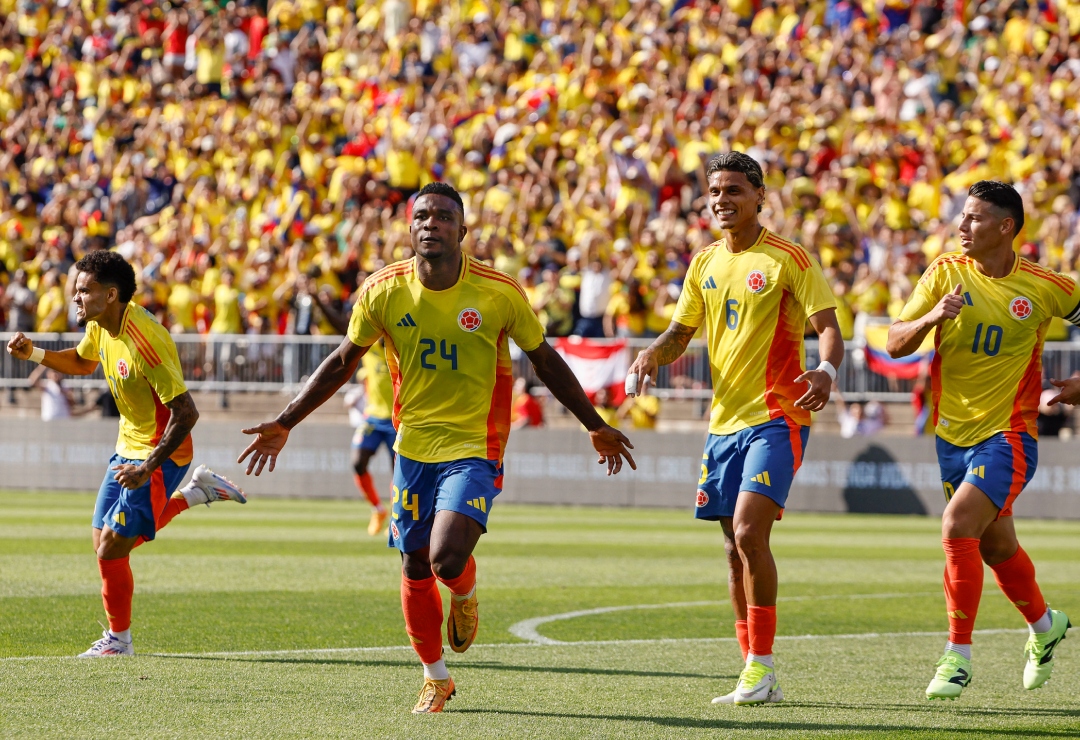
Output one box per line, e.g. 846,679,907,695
0,0,1079,342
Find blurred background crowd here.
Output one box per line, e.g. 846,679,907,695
1,0,1080,346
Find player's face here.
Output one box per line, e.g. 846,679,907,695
958,196,1015,253
73,271,113,327
410,195,466,260
707,170,764,231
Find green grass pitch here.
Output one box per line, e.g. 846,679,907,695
2,491,1079,739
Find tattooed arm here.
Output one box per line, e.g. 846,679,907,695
625,321,698,395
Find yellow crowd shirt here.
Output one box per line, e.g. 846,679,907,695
361,340,395,420
76,304,193,464
347,257,546,463
673,228,836,435
898,253,1080,446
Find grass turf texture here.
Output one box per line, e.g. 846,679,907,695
2,492,1079,739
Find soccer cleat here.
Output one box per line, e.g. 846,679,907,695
412,677,455,713
447,591,479,653
1024,609,1071,690
77,630,134,658
926,651,972,700
367,509,388,537
189,465,248,505
733,660,780,705
713,684,784,705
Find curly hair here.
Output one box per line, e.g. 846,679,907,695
75,250,137,303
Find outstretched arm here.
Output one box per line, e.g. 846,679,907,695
625,320,697,395
112,391,200,489
6,334,99,375
524,341,636,475
238,337,369,475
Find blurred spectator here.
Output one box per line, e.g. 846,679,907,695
618,394,661,430
1039,375,1077,438
28,364,75,421
510,376,545,430
835,387,889,438
4,270,35,333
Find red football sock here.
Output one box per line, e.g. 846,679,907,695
943,537,983,644
355,473,382,508
735,619,749,661
401,573,444,664
436,555,476,596
98,557,134,633
747,605,776,657
990,546,1047,624
132,495,190,549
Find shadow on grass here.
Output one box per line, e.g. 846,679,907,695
788,701,1080,718
152,653,733,680
452,708,1079,736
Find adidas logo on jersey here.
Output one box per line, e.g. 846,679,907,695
466,498,488,513
751,472,772,486
701,276,717,290
397,313,417,327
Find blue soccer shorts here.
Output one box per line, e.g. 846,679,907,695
937,431,1037,518
352,416,397,452
387,455,503,552
93,453,191,541
695,416,809,520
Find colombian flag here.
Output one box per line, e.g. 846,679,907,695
864,324,934,380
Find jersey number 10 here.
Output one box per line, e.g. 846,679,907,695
970,323,1003,357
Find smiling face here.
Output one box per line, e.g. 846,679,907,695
73,270,116,327
958,195,1016,255
707,170,764,232
409,194,466,260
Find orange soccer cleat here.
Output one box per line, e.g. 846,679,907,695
412,677,455,713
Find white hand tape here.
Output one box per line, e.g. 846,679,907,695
624,372,639,397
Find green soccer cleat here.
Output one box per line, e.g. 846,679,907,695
1024,609,1071,690
732,660,781,706
926,650,972,700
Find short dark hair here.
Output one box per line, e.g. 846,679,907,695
75,250,137,303
706,151,765,190
416,182,464,214
968,180,1024,236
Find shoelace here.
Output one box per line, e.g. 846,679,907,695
418,680,447,707
1024,634,1040,660
738,663,770,689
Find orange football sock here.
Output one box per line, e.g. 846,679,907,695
401,573,444,664
990,546,1047,624
98,557,134,633
747,605,776,657
132,495,190,549
943,537,983,644
355,473,382,508
735,619,749,661
437,555,476,596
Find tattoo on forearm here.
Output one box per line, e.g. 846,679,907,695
650,325,696,366
144,392,199,472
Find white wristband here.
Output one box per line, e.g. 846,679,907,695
28,346,45,364
816,360,837,382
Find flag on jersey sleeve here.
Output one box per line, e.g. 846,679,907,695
863,324,934,380
554,337,630,404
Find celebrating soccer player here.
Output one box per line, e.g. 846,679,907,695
238,182,636,714
626,153,844,706
888,181,1073,700
5,250,247,658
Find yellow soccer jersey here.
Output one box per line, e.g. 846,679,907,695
361,340,395,420
76,304,193,464
673,229,836,435
347,257,546,463
898,253,1080,446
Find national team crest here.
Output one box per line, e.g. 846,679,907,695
1010,296,1032,320
390,521,400,539
116,358,129,379
695,489,709,507
746,270,767,293
458,308,482,332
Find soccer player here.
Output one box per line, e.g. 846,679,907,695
5,251,247,657
888,181,1073,700
626,152,843,706
238,182,635,714
352,339,395,535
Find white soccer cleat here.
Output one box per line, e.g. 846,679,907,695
733,660,781,705
712,684,784,705
77,630,134,658
189,465,248,505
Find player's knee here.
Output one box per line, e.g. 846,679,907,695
723,536,742,567
979,538,1016,566
401,552,433,580
96,534,129,560
733,524,768,561
429,550,467,581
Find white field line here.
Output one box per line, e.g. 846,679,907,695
2,592,1028,663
